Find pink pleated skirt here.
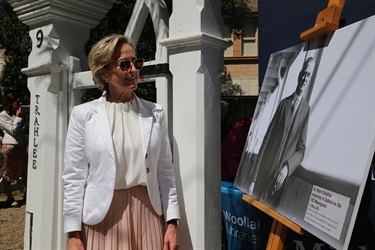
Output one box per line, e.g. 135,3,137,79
81,186,166,250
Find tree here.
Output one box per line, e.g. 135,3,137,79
0,0,251,104
221,66,244,96
0,44,6,88
83,0,173,102
0,0,31,104
221,0,252,37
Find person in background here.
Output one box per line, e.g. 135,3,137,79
62,34,180,250
0,93,28,208
0,129,4,167
221,116,252,182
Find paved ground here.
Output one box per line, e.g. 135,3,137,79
0,180,25,250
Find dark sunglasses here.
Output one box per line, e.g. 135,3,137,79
116,58,144,71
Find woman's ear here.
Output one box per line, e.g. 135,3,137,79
99,70,106,81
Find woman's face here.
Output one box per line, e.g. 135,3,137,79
101,43,141,97
11,99,21,113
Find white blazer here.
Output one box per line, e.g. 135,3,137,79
62,93,180,233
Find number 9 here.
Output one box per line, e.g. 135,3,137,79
36,30,43,48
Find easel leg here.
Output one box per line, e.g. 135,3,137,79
266,219,288,250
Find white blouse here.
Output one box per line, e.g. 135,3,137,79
106,99,147,189
0,110,25,145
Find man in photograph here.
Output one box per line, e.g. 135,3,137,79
249,57,314,209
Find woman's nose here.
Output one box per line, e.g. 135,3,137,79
130,63,138,72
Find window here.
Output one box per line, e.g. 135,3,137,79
223,19,258,58
242,20,258,57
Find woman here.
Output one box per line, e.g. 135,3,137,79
62,34,180,250
0,93,28,208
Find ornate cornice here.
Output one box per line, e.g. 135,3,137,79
21,64,68,77
6,0,114,28
160,32,231,50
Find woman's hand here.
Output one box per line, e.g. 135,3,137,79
16,106,22,117
163,224,179,250
68,231,84,250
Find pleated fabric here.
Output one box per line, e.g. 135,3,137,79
81,186,166,250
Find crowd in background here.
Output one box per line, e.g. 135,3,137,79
0,92,28,208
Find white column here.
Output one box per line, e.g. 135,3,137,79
6,1,113,249
161,0,230,249
125,0,173,134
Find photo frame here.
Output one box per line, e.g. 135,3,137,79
234,15,375,249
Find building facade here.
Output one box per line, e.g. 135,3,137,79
222,1,258,135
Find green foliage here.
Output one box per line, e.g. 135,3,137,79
0,0,31,104
135,82,156,102
0,0,247,104
84,0,173,101
221,0,252,35
86,0,173,61
220,66,244,96
86,1,135,56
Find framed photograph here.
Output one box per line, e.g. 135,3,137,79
234,15,375,249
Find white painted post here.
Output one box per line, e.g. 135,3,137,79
6,1,113,249
125,0,173,134
8,0,229,249
161,0,230,249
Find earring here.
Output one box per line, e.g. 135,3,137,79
104,78,108,83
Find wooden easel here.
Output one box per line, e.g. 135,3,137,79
242,194,307,250
242,1,346,249
300,0,345,41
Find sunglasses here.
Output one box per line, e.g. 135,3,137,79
116,58,144,71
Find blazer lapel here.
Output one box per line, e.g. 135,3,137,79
93,95,115,160
137,98,154,158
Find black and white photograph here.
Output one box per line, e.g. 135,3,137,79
234,15,375,250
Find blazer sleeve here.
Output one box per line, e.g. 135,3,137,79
156,109,180,222
62,106,89,233
0,112,24,136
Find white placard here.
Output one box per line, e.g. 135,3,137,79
304,185,350,240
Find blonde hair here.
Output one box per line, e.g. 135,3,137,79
88,34,134,91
